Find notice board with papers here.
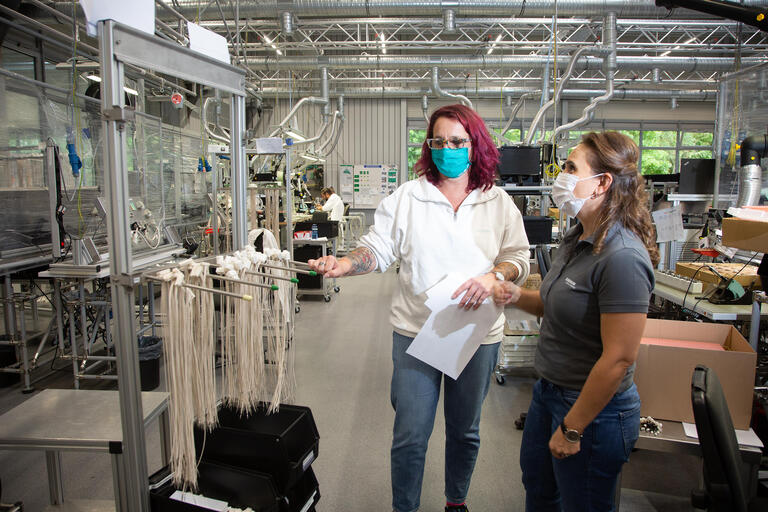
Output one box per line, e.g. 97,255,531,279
348,164,398,208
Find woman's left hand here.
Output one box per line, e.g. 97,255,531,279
549,427,581,459
452,273,497,310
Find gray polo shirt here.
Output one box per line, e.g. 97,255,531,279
535,222,654,393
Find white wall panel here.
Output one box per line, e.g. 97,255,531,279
260,97,404,207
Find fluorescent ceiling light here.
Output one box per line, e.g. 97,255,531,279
86,74,138,96
487,34,503,55
263,34,282,55
660,37,697,58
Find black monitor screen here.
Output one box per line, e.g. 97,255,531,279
498,145,541,179
679,158,715,195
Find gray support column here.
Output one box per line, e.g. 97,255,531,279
285,144,294,260
231,94,247,249
99,20,149,512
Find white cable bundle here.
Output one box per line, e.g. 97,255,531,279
158,268,199,488
185,261,218,427
262,251,296,412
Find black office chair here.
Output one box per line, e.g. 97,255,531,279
691,365,767,512
535,246,551,278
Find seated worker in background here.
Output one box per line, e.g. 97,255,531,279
308,104,530,512
321,187,344,221
494,131,659,512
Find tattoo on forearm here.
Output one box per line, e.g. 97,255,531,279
493,262,519,282
345,247,377,275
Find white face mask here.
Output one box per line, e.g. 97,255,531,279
551,172,605,217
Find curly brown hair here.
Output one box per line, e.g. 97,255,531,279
579,131,660,266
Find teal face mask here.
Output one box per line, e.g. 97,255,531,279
431,147,470,178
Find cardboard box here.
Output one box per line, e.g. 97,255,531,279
634,319,756,429
722,217,768,253
675,261,761,289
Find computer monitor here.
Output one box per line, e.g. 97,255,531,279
498,145,542,184
679,158,716,195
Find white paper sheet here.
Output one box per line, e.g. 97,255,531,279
188,22,231,64
169,491,228,511
407,273,501,379
79,0,155,37
652,205,685,243
682,422,764,448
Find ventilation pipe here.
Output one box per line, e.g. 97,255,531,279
269,67,330,138
443,9,456,33
652,68,662,84
431,67,472,108
737,134,767,206
202,96,230,144
281,11,294,34
287,67,331,146
552,12,617,142
153,0,768,20
525,46,594,145
422,95,430,122
498,92,538,143
321,96,345,155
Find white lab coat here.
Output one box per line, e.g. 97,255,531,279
359,177,530,344
322,193,345,221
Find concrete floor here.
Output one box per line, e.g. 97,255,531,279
0,269,700,511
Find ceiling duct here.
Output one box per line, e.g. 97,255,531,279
245,54,759,72
443,9,456,33
151,0,768,20
552,12,618,141
260,87,716,100
281,11,294,34
431,67,472,108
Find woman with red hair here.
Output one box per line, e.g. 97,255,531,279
309,104,530,512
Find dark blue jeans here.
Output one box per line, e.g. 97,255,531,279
520,378,641,512
390,332,499,512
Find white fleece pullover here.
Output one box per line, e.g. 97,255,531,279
359,177,530,344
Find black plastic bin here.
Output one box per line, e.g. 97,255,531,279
149,463,320,512
292,246,323,290
0,343,17,388
138,336,163,391
194,403,319,493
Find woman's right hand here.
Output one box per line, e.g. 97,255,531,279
307,255,351,278
493,281,522,306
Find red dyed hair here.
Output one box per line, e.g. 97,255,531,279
414,104,499,191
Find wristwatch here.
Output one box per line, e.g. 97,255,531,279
493,271,505,282
560,421,582,443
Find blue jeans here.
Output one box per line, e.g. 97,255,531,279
520,379,641,512
390,332,499,512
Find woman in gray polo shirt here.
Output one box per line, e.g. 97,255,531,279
494,131,659,511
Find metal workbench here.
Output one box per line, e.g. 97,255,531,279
652,282,768,322
0,389,170,510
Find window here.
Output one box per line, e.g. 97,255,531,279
1,47,35,79
407,129,426,180
641,149,676,175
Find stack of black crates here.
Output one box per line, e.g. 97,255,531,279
149,402,320,512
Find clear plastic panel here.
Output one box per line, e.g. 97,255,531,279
0,71,216,267
0,73,103,259
718,63,768,205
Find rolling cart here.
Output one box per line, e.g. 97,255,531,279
293,237,339,303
